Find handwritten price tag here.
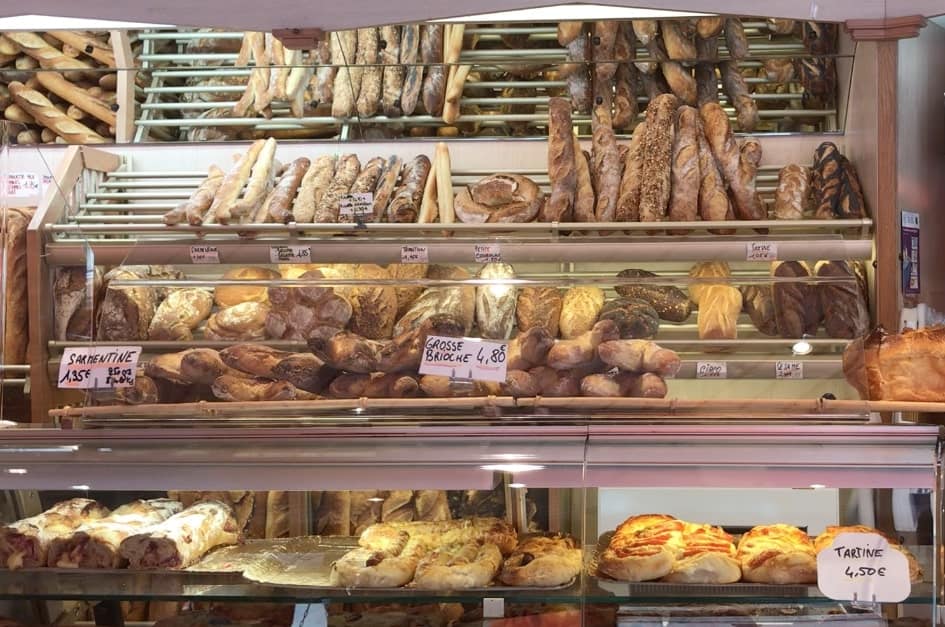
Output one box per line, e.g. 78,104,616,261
58,346,142,389
696,361,727,379
190,245,220,264
5,173,40,198
776,360,804,379
474,243,502,263
339,192,373,220
817,532,911,603
401,245,429,264
419,335,508,383
270,245,312,263
746,241,778,261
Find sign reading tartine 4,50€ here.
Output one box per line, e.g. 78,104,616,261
419,336,507,383
817,532,911,603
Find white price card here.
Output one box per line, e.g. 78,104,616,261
746,241,778,261
4,173,40,198
42,174,53,198
58,346,142,389
339,192,373,220
290,603,327,627
776,360,804,379
270,245,312,263
474,243,502,263
401,245,429,264
817,532,912,603
420,335,508,383
696,361,727,379
189,245,220,264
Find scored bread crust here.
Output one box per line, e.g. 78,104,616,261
737,523,817,584
500,535,583,587
413,541,503,589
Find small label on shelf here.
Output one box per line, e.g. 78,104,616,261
339,192,374,220
270,245,312,263
482,598,505,619
4,172,40,198
189,245,220,264
401,245,429,264
746,241,778,261
775,360,804,379
291,603,327,627
817,532,911,603
474,243,502,263
419,335,508,383
696,361,727,379
57,346,142,389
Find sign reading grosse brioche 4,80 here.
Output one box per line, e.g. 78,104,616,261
419,336,508,383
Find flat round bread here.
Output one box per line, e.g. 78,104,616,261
738,524,817,584
663,551,741,584
500,535,583,587
413,541,502,590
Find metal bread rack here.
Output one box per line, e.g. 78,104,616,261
134,20,844,141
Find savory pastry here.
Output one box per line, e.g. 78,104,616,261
663,522,740,584
559,287,605,339
516,288,563,337
214,267,280,308
615,269,692,323
499,535,582,587
330,532,424,588
0,499,109,570
359,517,517,555
476,263,518,340
597,514,684,582
737,524,817,584
814,525,922,583
120,501,240,569
842,326,945,402
413,541,503,589
455,174,543,223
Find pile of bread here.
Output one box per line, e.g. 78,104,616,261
843,325,945,403
598,514,922,585
0,31,125,144
330,518,582,589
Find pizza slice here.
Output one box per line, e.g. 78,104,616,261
737,523,817,584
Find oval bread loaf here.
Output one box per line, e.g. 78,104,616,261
559,287,605,339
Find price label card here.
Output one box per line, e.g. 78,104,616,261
474,243,502,263
817,532,911,603
746,241,778,261
270,245,312,263
419,335,508,383
696,361,727,379
190,245,220,264
42,174,53,198
776,360,804,379
401,245,429,264
58,346,142,389
290,603,327,627
339,192,373,220
5,173,40,198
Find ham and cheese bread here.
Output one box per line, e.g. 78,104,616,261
120,500,239,570
0,499,109,570
737,524,817,584
413,541,503,589
597,514,685,581
814,525,922,583
663,522,740,584
499,535,583,587
46,499,183,569
359,517,517,555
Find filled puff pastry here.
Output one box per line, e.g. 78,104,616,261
0,499,109,570
120,501,240,569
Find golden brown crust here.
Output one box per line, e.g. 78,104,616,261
500,535,582,587
544,97,576,222
737,524,817,584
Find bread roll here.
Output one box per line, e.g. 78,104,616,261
559,287,605,339
613,63,638,130
661,21,697,60
260,157,310,224
214,267,280,308
517,288,563,337
774,164,811,220
475,263,518,340
696,126,734,232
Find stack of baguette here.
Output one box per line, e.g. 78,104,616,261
0,31,125,144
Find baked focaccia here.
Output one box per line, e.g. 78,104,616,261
413,541,503,589
359,517,518,555
330,530,424,588
499,534,583,587
120,500,240,569
0,498,109,569
737,523,817,584
47,499,183,568
814,524,923,583
597,514,685,582
663,522,740,584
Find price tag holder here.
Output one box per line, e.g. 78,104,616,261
696,361,727,379
5,173,40,198
746,241,778,261
291,603,327,627
58,346,142,389
401,245,429,264
474,243,502,264
339,192,373,221
270,245,312,263
419,336,508,383
817,532,911,603
776,360,804,379
190,245,220,264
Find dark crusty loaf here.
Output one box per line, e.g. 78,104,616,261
816,260,869,339
740,285,779,336
615,269,692,323
772,261,821,339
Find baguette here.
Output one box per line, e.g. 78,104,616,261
719,60,759,131
292,155,336,223
661,61,697,106
5,32,94,78
252,34,272,116
661,21,697,60
341,157,385,223
4,103,34,125
731,137,766,222
695,62,718,105
557,21,584,46
380,25,404,117
312,37,335,106
724,18,750,59
421,24,446,117
286,50,313,117
314,154,361,223
418,153,438,224
162,165,224,226
8,82,105,144
208,139,266,225
696,125,735,232
615,21,635,62
613,63,637,129
400,25,423,116
565,35,592,114
616,120,647,221
46,31,116,67
592,21,618,81
388,155,432,223
261,157,311,224
373,155,403,221
229,137,277,222
355,28,381,118
632,20,658,45
435,143,454,230
331,30,361,118
699,101,740,193
35,71,116,127
592,91,620,223
2,207,33,365
442,64,470,125
267,36,288,102
697,17,724,39
572,134,595,222
639,94,679,223
542,97,576,222
668,105,701,228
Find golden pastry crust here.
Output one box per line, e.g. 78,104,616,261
737,523,817,584
359,517,517,556
663,522,740,584
597,515,685,582
499,535,582,587
329,532,422,588
413,541,503,589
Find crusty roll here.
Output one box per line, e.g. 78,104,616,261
639,94,679,223
543,97,576,222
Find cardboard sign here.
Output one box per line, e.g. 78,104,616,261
696,361,727,379
775,360,804,379
5,173,40,198
401,245,429,264
746,241,778,261
474,243,502,263
190,245,220,264
270,245,312,263
339,192,373,220
58,346,142,389
419,336,508,383
817,532,911,603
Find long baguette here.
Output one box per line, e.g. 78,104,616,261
372,156,403,221
230,137,278,222
442,64,470,124
380,26,404,117
5,32,94,78
8,82,104,143
258,157,311,224
35,71,116,126
400,25,423,116
435,143,454,231
292,155,336,223
208,139,266,225
162,165,225,226
418,156,439,223
46,31,116,67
